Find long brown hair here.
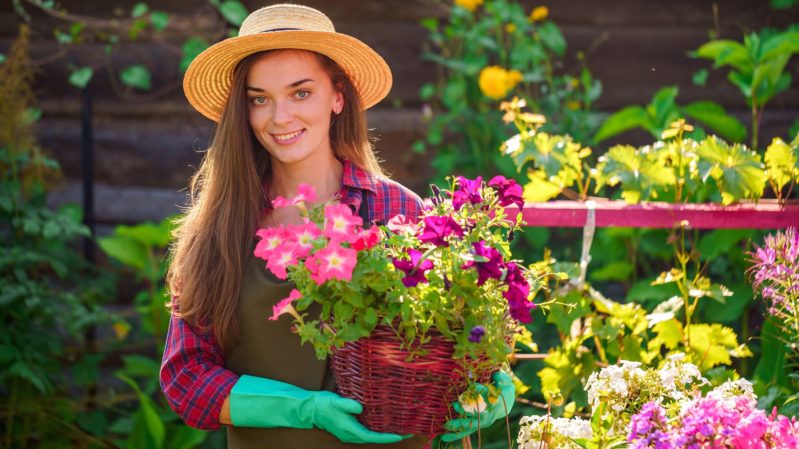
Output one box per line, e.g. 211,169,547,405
167,49,383,352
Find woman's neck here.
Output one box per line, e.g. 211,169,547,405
268,153,344,205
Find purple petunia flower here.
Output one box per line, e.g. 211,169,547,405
503,262,535,323
488,175,524,209
452,176,483,210
461,240,505,285
418,216,465,247
468,325,485,343
392,249,434,287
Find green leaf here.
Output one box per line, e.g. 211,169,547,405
754,317,790,386
69,67,94,89
77,411,109,437
681,101,747,143
593,106,651,143
692,69,708,86
770,0,799,9
595,144,675,203
695,39,751,73
646,86,679,129
589,261,634,282
180,37,209,73
127,397,165,449
697,229,754,261
117,221,172,248
764,137,799,192
120,65,152,90
164,426,207,449
696,136,766,204
150,11,169,31
0,54,6,64
649,319,683,351
218,0,248,26
131,2,149,18
121,355,160,378
98,235,148,270
537,22,566,57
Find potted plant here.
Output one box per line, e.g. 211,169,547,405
254,176,542,435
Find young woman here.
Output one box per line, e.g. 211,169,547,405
159,4,512,448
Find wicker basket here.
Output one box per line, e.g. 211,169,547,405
331,324,490,436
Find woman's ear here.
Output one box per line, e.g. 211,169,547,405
333,91,344,114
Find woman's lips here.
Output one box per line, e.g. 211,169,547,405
271,129,305,145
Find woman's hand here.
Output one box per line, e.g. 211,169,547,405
440,371,516,443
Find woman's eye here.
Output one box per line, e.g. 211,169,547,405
250,96,268,105
295,90,310,99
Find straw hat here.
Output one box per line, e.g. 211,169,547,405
183,3,392,122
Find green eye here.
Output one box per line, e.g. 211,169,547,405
251,96,268,105
296,90,310,99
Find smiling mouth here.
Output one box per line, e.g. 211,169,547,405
271,129,304,143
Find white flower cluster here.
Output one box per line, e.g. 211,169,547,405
707,378,755,404
517,415,592,449
584,360,647,412
657,353,706,400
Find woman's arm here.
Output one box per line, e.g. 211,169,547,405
160,311,239,430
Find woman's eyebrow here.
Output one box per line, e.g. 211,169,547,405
246,78,314,92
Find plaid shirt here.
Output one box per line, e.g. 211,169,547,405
160,160,423,430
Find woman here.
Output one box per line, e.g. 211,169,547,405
160,4,512,448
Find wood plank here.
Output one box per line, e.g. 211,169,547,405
506,200,799,229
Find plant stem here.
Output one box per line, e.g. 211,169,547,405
6,377,18,448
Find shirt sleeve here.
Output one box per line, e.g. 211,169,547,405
160,309,239,430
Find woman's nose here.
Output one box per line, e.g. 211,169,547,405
272,99,294,125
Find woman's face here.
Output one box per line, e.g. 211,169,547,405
246,50,343,166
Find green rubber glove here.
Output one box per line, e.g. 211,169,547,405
440,371,516,443
230,375,407,444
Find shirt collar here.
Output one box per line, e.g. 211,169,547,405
340,159,378,194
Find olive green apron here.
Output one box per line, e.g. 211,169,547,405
224,201,427,448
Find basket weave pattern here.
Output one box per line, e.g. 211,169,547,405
331,325,489,436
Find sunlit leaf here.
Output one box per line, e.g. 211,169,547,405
764,137,799,192
696,136,766,204
595,145,675,203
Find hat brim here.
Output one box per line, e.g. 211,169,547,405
183,31,393,122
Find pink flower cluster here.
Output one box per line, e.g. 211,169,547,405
254,185,382,320
628,396,799,449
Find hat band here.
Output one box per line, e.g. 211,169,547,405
261,27,302,33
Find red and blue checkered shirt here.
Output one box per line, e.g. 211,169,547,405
160,160,423,430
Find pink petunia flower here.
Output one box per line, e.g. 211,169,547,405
323,203,363,243
294,183,317,204
461,240,505,285
488,175,524,209
392,249,434,287
254,226,288,260
286,221,322,258
269,289,302,321
387,214,418,234
352,226,383,251
503,262,535,323
307,242,358,285
266,242,301,280
271,196,293,208
418,216,464,247
452,176,484,210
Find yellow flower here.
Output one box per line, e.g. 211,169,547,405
478,66,523,100
529,6,549,22
505,23,517,33
566,100,582,110
454,0,483,12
